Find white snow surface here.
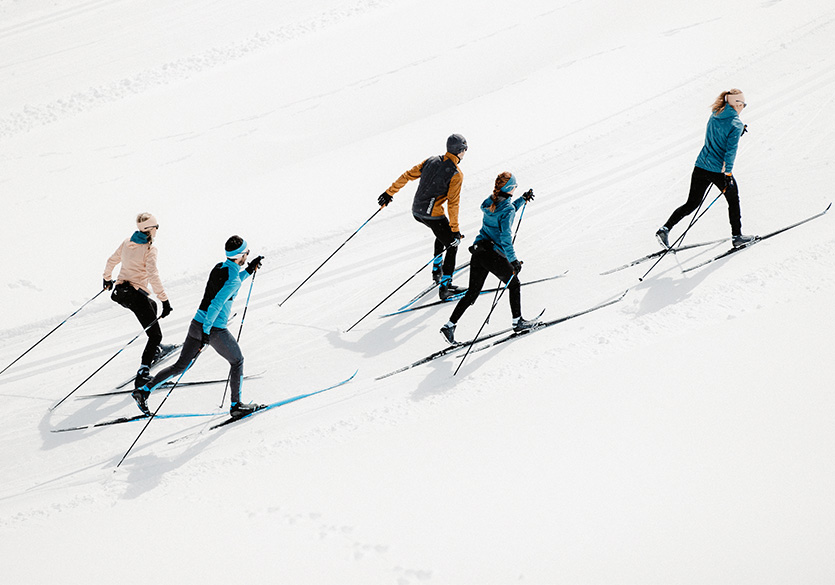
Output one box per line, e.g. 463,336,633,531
2,0,835,583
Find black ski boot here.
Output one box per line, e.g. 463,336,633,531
134,365,151,390
440,322,457,344
152,343,178,365
230,402,260,419
132,387,151,416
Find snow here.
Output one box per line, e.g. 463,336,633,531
2,0,834,583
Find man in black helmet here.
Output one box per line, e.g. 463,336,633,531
378,134,468,299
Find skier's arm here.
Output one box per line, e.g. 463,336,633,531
144,246,168,302
202,268,237,334
103,242,123,280
446,170,463,232
385,160,424,197
723,122,744,173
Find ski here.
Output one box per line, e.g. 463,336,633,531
465,290,628,355
375,309,547,380
51,411,218,433
76,371,267,399
600,239,729,275
208,370,358,430
682,203,831,273
113,343,183,390
381,271,568,317
397,262,471,311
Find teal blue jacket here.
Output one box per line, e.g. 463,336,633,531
473,195,526,262
695,106,745,173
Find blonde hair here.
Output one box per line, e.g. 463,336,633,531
489,172,513,212
711,89,743,114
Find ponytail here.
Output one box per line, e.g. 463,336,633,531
489,172,514,212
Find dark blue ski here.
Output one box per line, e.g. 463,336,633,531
52,410,217,433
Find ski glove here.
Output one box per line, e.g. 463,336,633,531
452,231,464,243
246,255,264,274
723,172,735,193
160,300,172,319
378,192,393,207
200,332,211,348
522,189,535,202
511,260,523,274
103,279,114,291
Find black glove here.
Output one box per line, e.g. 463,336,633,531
103,279,114,291
200,331,211,348
522,189,535,202
511,260,523,274
723,172,735,192
246,255,264,274
452,230,464,242
160,299,172,319
378,192,393,207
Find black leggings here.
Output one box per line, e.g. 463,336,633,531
146,320,245,404
413,214,458,276
111,284,162,367
450,243,521,323
665,166,742,236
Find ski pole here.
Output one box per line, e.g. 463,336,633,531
346,246,451,332
1,289,106,377
117,348,204,468
279,206,384,306
50,318,161,411
639,186,722,282
454,274,516,376
220,271,256,407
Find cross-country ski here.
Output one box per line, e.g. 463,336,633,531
682,203,831,273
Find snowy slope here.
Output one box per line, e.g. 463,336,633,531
2,0,834,583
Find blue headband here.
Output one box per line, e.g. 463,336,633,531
500,174,517,193
226,239,248,258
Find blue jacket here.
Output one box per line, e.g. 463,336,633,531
473,195,526,262
695,106,745,173
194,259,251,335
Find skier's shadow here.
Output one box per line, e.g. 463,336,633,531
631,261,716,316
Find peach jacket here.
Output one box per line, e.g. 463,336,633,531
103,238,168,302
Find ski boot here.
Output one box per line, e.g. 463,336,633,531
655,226,670,249
134,365,151,390
152,343,178,365
438,276,465,300
732,234,757,248
132,386,151,416
513,316,542,333
440,322,457,344
230,402,261,419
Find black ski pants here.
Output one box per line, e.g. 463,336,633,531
145,319,245,404
413,214,458,277
111,283,162,367
450,242,521,324
664,166,742,236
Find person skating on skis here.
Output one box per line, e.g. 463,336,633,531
131,236,263,418
440,172,538,344
378,133,468,299
656,89,756,249
103,213,175,389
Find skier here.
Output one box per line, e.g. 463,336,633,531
440,172,538,344
131,236,264,418
656,89,756,249
103,212,175,389
378,133,468,299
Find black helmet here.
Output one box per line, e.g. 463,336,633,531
446,134,468,155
